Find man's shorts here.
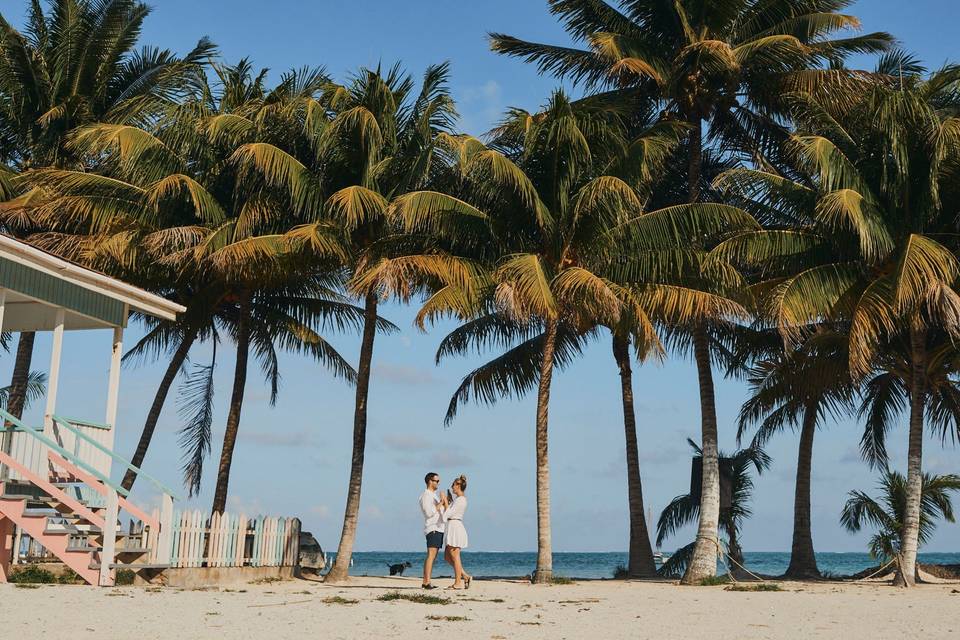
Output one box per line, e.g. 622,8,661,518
425,531,444,549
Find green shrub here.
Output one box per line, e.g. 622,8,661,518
612,564,629,579
8,565,58,584
698,575,730,586
115,569,136,586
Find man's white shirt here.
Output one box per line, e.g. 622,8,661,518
420,489,445,534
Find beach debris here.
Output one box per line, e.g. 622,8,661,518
725,583,783,592
378,591,450,605
425,615,469,622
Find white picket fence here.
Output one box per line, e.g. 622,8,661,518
144,509,300,568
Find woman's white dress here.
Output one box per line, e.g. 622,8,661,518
442,496,469,548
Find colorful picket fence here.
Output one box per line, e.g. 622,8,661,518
145,509,300,568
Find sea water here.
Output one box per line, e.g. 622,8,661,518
331,551,960,580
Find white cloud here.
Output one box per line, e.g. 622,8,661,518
428,449,474,468
373,362,438,385
458,80,505,134
227,495,267,516
382,433,433,452
362,504,385,521
241,429,321,449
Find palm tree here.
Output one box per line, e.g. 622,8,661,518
490,0,891,585
610,326,658,577
737,329,856,578
230,62,461,582
841,471,960,578
23,61,364,507
0,0,213,422
714,54,960,585
657,439,770,578
399,91,755,582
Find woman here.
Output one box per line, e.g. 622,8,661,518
442,474,472,589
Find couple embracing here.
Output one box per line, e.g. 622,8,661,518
419,472,472,590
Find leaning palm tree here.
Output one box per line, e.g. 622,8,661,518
490,0,892,585
0,0,213,421
231,62,461,581
841,471,960,578
657,440,771,578
714,54,960,585
737,328,856,578
398,91,755,582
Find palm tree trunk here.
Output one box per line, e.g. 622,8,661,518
896,323,926,588
325,291,379,583
681,118,721,585
784,408,820,579
1,332,36,469
727,524,744,574
211,294,251,514
681,324,721,584
5,332,36,420
121,331,197,491
532,318,559,584
612,332,657,578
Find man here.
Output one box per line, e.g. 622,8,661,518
419,471,448,589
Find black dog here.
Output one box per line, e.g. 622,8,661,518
387,561,412,576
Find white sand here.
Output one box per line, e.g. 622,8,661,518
2,575,958,639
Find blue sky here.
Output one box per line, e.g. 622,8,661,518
1,0,958,555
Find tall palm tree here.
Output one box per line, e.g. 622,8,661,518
24,61,364,507
490,0,891,584
610,326,658,577
841,471,960,576
714,54,960,585
230,62,460,581
0,0,213,422
737,329,855,578
657,439,770,578
398,91,755,582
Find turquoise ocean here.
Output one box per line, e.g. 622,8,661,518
331,551,960,580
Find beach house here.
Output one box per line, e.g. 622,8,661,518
0,233,184,586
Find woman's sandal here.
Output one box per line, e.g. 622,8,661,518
464,575,472,589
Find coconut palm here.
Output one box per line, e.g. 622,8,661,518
229,62,462,581
737,328,856,578
657,439,771,578
841,471,960,575
714,54,960,585
397,91,755,582
22,60,365,507
490,0,891,585
0,0,213,422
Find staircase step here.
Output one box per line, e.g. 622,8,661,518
22,508,59,517
66,545,99,553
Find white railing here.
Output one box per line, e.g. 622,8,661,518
144,510,301,569
0,416,113,483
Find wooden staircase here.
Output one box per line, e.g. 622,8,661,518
0,410,176,586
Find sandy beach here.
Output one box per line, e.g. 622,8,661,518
2,576,958,639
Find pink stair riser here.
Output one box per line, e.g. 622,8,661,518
0,498,102,585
